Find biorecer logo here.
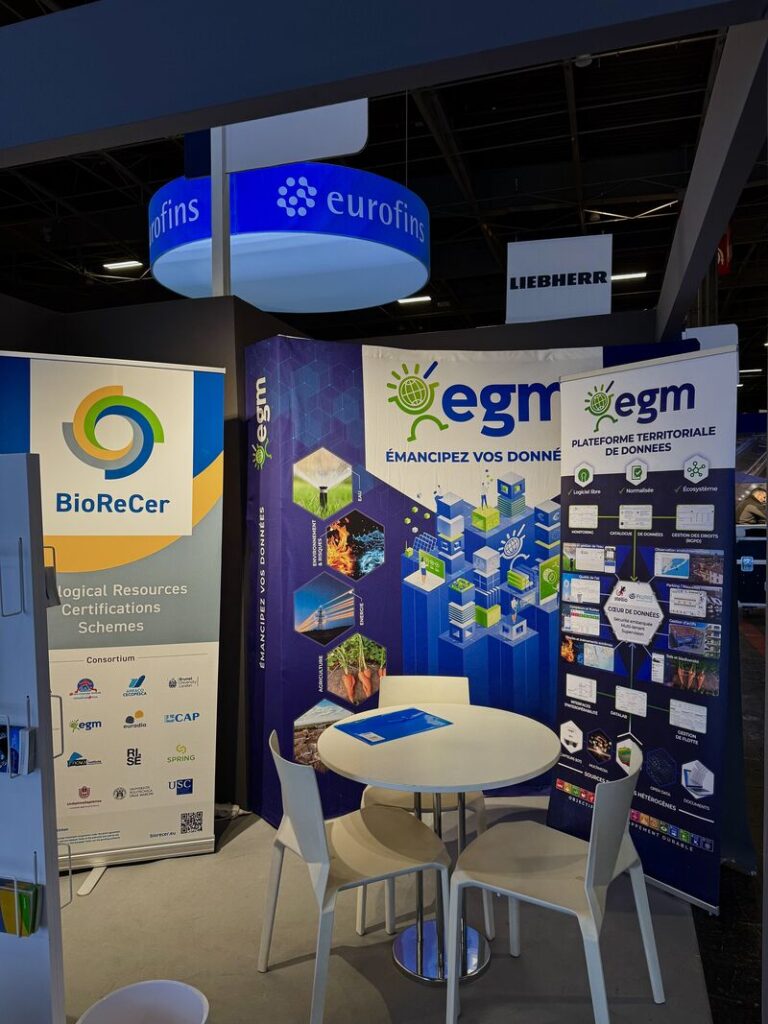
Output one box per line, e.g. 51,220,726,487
63,386,164,479
57,386,173,517
586,380,696,432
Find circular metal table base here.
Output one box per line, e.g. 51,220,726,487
392,920,491,985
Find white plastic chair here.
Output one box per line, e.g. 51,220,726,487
258,732,451,1024
446,762,664,1024
76,980,209,1024
356,675,492,939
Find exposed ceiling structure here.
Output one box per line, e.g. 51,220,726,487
0,4,765,409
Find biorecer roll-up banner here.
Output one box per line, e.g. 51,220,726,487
0,352,224,867
245,335,723,825
547,347,738,911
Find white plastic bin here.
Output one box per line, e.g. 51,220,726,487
77,980,209,1024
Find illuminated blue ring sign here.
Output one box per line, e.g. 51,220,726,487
149,163,430,313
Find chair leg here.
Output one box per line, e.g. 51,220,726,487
475,801,487,834
438,867,451,955
579,919,610,1024
629,863,665,1004
257,843,285,973
385,878,396,935
355,884,367,937
482,888,496,941
310,901,336,1024
508,897,520,957
445,880,463,1024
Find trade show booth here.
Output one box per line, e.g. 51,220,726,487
0,5,765,1024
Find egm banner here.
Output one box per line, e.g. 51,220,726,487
548,348,739,910
0,351,224,868
246,335,725,825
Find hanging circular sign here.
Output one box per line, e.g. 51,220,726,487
148,163,430,313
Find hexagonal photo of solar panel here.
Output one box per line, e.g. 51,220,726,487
326,510,384,580
294,572,356,646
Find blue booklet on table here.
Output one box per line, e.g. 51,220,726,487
336,707,453,745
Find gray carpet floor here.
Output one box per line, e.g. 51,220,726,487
63,809,712,1024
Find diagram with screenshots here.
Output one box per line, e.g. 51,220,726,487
553,460,731,863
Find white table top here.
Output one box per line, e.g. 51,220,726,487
317,703,560,794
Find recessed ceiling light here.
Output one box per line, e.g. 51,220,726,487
611,272,647,281
397,295,432,305
103,259,143,271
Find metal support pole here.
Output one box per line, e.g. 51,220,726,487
457,791,468,975
210,126,231,297
415,792,424,976
434,792,445,979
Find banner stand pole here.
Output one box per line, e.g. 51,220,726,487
76,866,107,898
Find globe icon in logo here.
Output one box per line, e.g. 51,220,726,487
584,382,617,432
398,375,432,413
502,535,522,559
588,390,611,416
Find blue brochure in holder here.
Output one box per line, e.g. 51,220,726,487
336,707,453,745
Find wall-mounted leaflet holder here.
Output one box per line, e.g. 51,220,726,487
50,695,64,760
0,537,25,618
0,699,36,777
57,843,73,910
0,852,43,938
42,545,59,609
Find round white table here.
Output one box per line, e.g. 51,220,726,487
318,703,560,983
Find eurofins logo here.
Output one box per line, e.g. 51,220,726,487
387,361,448,442
63,386,164,479
251,376,272,470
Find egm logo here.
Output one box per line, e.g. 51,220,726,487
62,385,164,479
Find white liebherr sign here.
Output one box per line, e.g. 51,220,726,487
506,234,612,323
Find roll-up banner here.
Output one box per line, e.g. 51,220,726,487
0,351,224,867
245,332,732,828
547,347,738,911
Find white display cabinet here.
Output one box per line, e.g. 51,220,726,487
0,454,66,1022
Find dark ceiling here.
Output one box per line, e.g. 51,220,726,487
0,4,765,409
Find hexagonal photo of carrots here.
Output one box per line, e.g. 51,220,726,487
326,633,386,707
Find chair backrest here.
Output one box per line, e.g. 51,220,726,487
585,760,642,900
269,731,329,866
378,674,470,708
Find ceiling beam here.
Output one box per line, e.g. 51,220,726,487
563,60,586,233
412,88,506,268
0,0,763,167
655,20,768,339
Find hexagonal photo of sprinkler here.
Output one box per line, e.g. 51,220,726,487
327,510,385,580
293,447,353,519
327,633,386,706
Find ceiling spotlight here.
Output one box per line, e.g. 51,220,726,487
397,295,432,305
611,272,647,281
103,259,143,271
574,54,594,68
737,383,744,388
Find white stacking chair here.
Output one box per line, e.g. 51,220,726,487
356,674,493,939
258,732,451,1024
446,762,664,1024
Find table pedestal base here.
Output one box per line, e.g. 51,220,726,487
392,920,491,985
